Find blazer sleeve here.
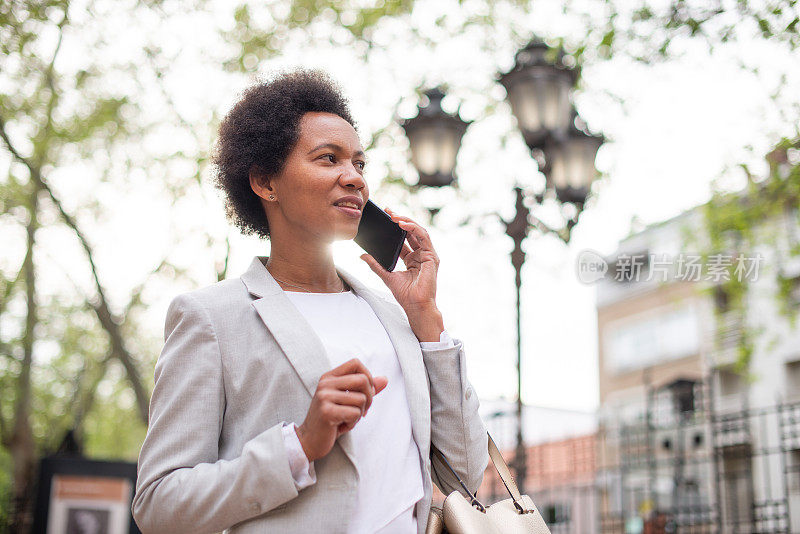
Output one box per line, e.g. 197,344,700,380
132,293,301,534
422,337,489,496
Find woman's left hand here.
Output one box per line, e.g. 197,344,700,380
360,208,444,341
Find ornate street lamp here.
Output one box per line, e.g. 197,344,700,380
401,38,604,495
401,88,470,188
500,39,603,214
498,39,577,152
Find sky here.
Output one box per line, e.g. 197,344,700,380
4,0,800,417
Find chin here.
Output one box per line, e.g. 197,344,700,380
322,223,357,242
332,228,359,242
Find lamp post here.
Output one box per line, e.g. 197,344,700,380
401,38,603,494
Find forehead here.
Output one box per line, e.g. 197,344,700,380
297,112,361,150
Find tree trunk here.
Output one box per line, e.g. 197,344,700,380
9,185,39,533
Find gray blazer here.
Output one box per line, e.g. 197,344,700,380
132,256,488,534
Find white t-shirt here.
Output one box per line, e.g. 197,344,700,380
283,289,439,533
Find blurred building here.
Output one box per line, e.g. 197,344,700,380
477,431,598,534
478,400,597,452
481,402,598,534
432,402,598,533
595,205,800,533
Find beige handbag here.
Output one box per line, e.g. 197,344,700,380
426,433,552,534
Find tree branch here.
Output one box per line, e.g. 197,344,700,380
69,350,114,436
0,112,151,425
35,11,68,167
0,114,37,174
0,243,30,319
123,258,172,319
0,402,8,448
41,181,152,423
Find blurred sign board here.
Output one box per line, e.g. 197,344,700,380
32,456,140,534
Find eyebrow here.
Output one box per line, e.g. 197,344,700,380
307,142,365,158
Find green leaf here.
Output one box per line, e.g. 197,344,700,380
758,18,772,37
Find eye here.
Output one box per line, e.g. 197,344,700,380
354,160,366,171
319,153,336,163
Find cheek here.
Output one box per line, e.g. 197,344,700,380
281,179,335,220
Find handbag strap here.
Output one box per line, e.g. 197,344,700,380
431,433,533,514
487,433,532,513
430,445,486,512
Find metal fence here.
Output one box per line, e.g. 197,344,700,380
480,384,800,533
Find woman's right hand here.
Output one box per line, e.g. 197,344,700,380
295,358,388,462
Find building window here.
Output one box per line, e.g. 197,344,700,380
604,303,700,374
789,449,800,493
718,367,746,398
722,454,754,529
714,285,731,313
668,379,696,415
543,502,570,525
786,360,800,400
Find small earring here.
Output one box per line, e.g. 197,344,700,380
268,195,275,200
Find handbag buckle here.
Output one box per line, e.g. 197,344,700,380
470,497,486,513
513,500,533,514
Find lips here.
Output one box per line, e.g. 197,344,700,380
334,204,362,218
333,195,363,219
333,196,363,210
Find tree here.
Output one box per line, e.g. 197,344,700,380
0,0,218,528
699,136,800,371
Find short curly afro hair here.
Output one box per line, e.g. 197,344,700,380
211,69,357,239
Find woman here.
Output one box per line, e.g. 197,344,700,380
132,69,488,534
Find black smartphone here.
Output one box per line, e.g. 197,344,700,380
354,200,407,272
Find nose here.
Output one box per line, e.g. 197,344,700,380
339,162,366,191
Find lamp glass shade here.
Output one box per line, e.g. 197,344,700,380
408,126,462,177
546,126,602,197
548,144,569,190
504,70,572,143
564,133,602,189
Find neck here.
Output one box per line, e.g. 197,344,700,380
265,236,344,293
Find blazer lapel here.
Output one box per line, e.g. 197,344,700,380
240,256,359,466
241,256,332,397
338,268,432,459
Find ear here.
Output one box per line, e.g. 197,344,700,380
249,165,274,201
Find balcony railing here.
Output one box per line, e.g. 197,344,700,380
708,311,745,367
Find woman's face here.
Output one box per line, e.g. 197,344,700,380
256,111,369,244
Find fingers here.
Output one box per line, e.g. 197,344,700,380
326,389,369,416
400,221,433,252
360,253,390,282
399,248,438,269
386,208,437,260
321,359,389,416
398,243,413,261
325,404,363,435
328,358,374,389
322,374,375,413
334,376,388,432
373,375,389,395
